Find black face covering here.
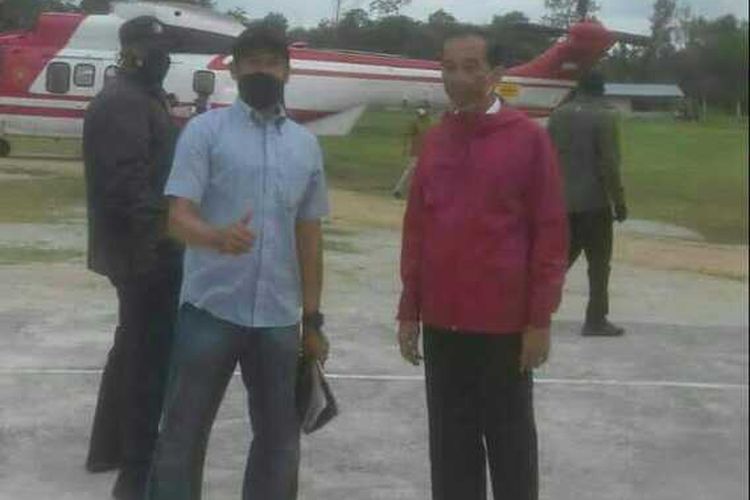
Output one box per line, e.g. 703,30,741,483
238,73,284,112
136,47,171,86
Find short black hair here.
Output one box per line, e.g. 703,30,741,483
578,71,606,96
232,26,290,64
442,30,511,68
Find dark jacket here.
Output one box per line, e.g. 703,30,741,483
83,72,181,282
547,95,626,213
398,107,568,333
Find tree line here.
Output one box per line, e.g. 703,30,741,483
1,0,746,114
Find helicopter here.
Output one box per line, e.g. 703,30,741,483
0,0,649,157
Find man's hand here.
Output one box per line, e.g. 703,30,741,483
398,321,422,366
215,211,255,255
303,327,330,365
520,326,551,373
614,203,628,223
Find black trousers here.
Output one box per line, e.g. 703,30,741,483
568,208,613,325
423,327,538,500
86,264,182,481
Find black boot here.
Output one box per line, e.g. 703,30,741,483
112,465,149,500
581,320,625,337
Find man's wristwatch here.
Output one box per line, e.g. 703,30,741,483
302,311,325,331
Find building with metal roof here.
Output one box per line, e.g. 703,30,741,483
604,83,686,116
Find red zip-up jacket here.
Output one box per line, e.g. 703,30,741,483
397,106,568,334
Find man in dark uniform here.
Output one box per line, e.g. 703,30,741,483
548,71,627,337
83,16,183,499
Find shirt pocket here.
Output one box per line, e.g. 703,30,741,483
273,165,312,212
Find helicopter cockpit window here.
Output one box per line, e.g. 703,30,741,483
193,71,216,96
46,62,71,94
74,64,96,88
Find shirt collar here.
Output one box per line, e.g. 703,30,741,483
486,96,501,114
233,99,286,128
453,95,502,115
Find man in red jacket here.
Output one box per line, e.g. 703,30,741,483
397,31,568,500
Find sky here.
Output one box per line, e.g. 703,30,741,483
214,0,750,32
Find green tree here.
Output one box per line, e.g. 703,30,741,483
542,0,600,28
256,12,288,34
488,11,550,65
673,3,693,49
600,42,645,82
366,14,418,54
635,0,679,82
336,8,372,49
676,15,748,115
368,0,411,18
302,19,337,49
412,9,459,61
427,9,456,27
649,0,677,60
225,6,249,25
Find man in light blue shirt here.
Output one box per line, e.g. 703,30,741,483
148,27,329,500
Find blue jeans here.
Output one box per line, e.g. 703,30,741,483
147,304,301,500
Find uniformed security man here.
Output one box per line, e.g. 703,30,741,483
83,16,183,499
548,71,627,337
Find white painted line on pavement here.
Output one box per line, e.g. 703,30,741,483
0,368,747,391
331,374,750,391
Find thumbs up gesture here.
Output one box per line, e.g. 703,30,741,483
216,210,256,255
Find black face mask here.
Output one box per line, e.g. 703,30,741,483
238,73,284,111
136,47,171,86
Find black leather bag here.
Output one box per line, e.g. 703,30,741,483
296,356,338,434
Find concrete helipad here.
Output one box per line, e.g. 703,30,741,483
0,221,747,499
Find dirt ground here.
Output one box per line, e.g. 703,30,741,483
328,189,748,280
2,155,746,281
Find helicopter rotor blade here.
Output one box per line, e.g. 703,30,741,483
609,30,652,46
508,22,651,46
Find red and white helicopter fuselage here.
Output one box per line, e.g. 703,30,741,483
0,1,616,155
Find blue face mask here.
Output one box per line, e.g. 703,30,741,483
238,72,284,111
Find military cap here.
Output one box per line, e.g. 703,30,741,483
119,15,167,48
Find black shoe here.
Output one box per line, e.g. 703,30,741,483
112,466,149,500
581,320,625,337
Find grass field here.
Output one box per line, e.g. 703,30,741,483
0,173,83,224
2,136,82,158
1,110,747,244
320,109,417,194
621,115,748,243
322,110,749,244
0,246,83,265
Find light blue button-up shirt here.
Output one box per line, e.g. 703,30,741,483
165,100,330,328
